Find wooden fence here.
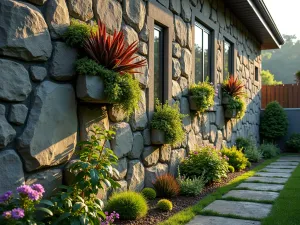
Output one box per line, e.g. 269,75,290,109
261,84,300,108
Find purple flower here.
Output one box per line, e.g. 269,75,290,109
0,191,13,203
2,211,11,219
31,184,45,195
28,190,40,201
11,208,25,220
16,185,32,195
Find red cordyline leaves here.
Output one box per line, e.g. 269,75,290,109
83,20,146,74
223,75,245,97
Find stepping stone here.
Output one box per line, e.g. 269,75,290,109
270,162,299,166
186,216,261,225
223,190,279,201
261,168,293,173
202,200,272,219
236,182,284,191
278,157,300,162
245,177,288,184
255,172,291,178
265,165,297,169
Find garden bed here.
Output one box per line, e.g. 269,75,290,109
115,162,261,225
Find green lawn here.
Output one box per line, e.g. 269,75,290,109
158,158,279,225
262,163,300,225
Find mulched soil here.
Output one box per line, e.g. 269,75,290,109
115,161,261,225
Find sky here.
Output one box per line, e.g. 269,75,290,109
264,0,300,39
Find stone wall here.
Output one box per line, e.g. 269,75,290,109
0,0,261,198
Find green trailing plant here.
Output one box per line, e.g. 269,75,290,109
244,147,263,162
177,169,206,196
105,192,148,220
64,19,97,47
179,146,229,183
189,78,216,112
76,58,141,117
286,133,300,152
153,174,180,198
295,70,300,83
259,143,280,159
156,199,173,212
48,126,120,224
141,188,156,200
226,95,246,119
260,101,288,142
228,165,235,173
151,100,185,145
221,146,249,171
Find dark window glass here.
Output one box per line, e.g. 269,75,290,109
154,25,164,103
224,40,233,77
195,22,211,82
255,66,259,81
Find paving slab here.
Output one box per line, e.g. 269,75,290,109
260,168,293,173
202,200,272,219
265,165,297,169
278,157,300,162
223,190,279,201
236,182,284,191
255,172,291,178
270,162,299,166
186,216,261,225
245,176,288,184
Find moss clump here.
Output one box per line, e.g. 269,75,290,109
141,188,156,200
157,199,173,211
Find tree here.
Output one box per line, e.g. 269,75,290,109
261,70,282,85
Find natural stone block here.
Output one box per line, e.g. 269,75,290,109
0,60,32,102
139,23,149,42
17,81,77,172
142,146,160,167
29,66,47,82
169,148,186,176
143,128,151,146
130,90,148,131
145,163,168,187
179,77,188,96
157,0,169,8
216,106,225,129
172,58,181,80
0,150,25,195
172,42,182,58
237,182,284,191
181,0,191,22
180,48,192,78
0,105,16,148
170,0,181,14
201,113,210,139
123,0,146,32
67,0,93,21
172,80,182,100
210,124,217,143
187,24,193,50
114,180,128,193
133,55,149,88
159,145,171,163
9,104,28,125
112,157,127,181
138,42,148,56
27,0,48,5
129,132,144,159
215,131,223,150
108,105,126,122
192,114,201,134
110,122,133,158
174,15,187,47
127,160,145,191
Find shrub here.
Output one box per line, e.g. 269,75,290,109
260,101,288,142
286,133,300,152
177,170,206,196
179,146,229,183
156,199,173,212
259,143,281,158
244,147,263,162
221,146,249,171
64,19,97,47
228,165,235,173
105,192,148,220
151,100,185,145
141,188,156,200
189,79,216,112
246,161,252,168
236,137,254,151
153,174,180,198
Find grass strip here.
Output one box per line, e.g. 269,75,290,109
158,157,279,225
262,163,300,225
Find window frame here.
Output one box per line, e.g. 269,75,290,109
221,30,237,81
223,39,234,77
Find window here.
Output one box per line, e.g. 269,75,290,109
154,25,164,103
194,22,211,82
255,66,259,81
224,40,233,77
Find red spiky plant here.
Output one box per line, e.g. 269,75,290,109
153,174,180,198
222,75,245,98
83,20,146,74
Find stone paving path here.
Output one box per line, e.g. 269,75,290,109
186,156,300,225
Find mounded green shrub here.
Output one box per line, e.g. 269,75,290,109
177,170,206,196
141,188,156,200
244,147,263,162
286,133,300,152
157,199,173,211
259,143,281,158
105,191,148,220
236,137,254,151
221,146,249,171
228,165,235,173
260,101,288,142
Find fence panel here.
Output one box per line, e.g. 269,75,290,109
261,84,300,108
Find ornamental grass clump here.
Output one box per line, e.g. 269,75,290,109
151,100,185,145
153,174,180,198
177,170,206,196
221,146,249,171
259,143,280,158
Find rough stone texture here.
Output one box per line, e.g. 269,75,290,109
216,106,225,129
255,172,291,178
0,0,52,61
138,42,148,56
110,122,133,158
237,182,284,191
181,0,192,22
127,160,145,191
9,104,28,125
112,157,127,181
172,58,181,80
215,131,223,150
30,66,47,82
201,113,210,139
0,150,25,195
108,106,126,122
170,0,181,14
159,145,172,163
50,42,77,81
27,0,48,5
172,42,182,58
186,216,261,225
0,59,32,102
0,105,16,148
203,200,272,219
26,169,62,198
139,23,149,42
157,0,169,8
93,0,122,33
17,81,77,172
133,55,149,88
180,48,192,78
114,180,128,193
179,77,188,96
142,146,160,167
246,176,288,184
122,25,139,47
130,91,148,131
169,148,186,176
210,124,217,143
145,163,168,187
223,190,279,201
172,80,182,100
174,16,187,47
187,131,198,153
45,0,70,39
129,132,144,159
143,129,151,146
67,0,93,21
123,0,146,32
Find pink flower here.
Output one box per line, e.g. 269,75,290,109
2,211,11,219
